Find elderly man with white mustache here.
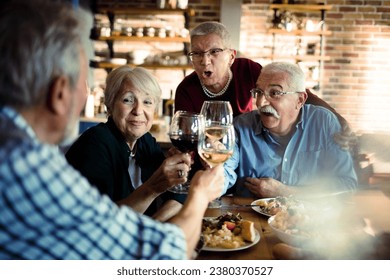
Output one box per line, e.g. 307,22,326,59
223,62,358,198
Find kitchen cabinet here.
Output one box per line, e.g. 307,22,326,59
90,7,195,72
267,4,332,92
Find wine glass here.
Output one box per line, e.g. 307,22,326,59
168,110,204,194
200,101,233,127
199,101,235,208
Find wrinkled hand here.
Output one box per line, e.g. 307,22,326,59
244,177,287,198
167,146,196,162
333,123,358,152
167,146,181,157
190,165,224,202
198,156,211,169
144,153,192,194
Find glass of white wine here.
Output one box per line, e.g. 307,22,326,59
198,101,235,208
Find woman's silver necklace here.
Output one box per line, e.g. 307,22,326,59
200,70,232,98
127,143,137,158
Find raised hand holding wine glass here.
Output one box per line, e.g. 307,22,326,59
198,101,235,208
168,110,204,193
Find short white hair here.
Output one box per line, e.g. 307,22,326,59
262,62,305,92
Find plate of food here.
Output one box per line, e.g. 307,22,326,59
268,213,312,247
251,197,285,217
201,212,260,252
251,196,307,217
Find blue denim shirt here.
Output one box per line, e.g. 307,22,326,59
224,104,357,197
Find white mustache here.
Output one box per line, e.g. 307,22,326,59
259,105,280,119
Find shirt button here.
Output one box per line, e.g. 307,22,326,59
283,181,286,184
284,158,288,162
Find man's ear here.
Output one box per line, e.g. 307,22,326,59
297,90,308,109
47,76,70,115
229,49,237,66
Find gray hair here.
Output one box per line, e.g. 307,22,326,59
104,66,162,115
261,62,306,92
0,0,87,108
190,21,232,49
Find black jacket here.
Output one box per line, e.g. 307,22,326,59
66,117,168,215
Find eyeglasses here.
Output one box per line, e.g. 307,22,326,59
250,88,300,101
187,48,228,62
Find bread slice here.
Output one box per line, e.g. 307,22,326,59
240,220,255,242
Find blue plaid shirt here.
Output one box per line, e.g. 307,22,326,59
0,106,186,259
224,105,358,197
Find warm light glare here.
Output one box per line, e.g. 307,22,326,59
358,37,390,133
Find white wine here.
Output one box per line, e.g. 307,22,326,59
205,126,229,141
199,149,233,167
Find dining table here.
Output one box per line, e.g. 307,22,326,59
196,177,390,260
196,195,278,260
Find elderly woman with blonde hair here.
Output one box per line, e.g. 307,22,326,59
66,66,190,220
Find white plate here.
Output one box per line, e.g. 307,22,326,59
251,198,278,217
268,215,310,247
202,229,260,252
202,217,261,252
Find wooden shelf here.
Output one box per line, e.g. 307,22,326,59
267,4,333,93
263,54,331,62
95,35,190,43
268,28,332,36
90,60,193,71
96,7,195,17
269,4,333,12
92,6,193,72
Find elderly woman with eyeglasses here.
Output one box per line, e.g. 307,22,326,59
175,21,259,118
66,66,190,220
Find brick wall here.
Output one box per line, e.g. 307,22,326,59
187,0,221,25
93,0,390,134
240,0,390,134
324,0,390,134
